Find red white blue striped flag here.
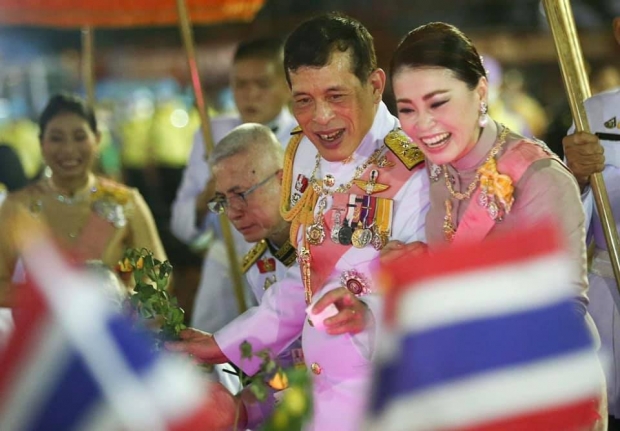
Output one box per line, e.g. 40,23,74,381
0,234,218,431
367,223,604,431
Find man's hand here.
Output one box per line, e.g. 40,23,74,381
165,328,228,363
380,240,428,265
200,382,246,430
562,131,605,190
312,287,368,336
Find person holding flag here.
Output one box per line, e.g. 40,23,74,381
561,15,620,428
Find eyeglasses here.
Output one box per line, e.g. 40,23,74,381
207,171,280,215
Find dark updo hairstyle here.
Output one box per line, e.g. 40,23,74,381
390,22,486,90
284,12,377,86
38,93,98,139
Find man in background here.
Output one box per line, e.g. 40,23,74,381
562,16,620,430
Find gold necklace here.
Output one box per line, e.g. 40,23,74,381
305,146,385,246
443,127,509,242
46,177,97,205
442,128,509,201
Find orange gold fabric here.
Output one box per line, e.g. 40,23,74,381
0,0,265,28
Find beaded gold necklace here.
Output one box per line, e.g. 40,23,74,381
443,127,512,242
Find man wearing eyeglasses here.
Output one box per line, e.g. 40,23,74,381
170,37,296,333
202,123,303,429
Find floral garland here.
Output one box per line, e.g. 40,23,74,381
92,181,131,228
477,155,514,220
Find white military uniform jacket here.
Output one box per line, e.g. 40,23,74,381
216,239,302,429
170,109,297,332
215,102,430,431
578,88,620,416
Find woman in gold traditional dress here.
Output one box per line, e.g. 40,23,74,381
0,94,167,306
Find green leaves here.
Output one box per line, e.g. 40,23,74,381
240,340,253,359
119,248,186,345
236,341,313,431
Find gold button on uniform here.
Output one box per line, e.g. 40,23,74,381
311,362,322,375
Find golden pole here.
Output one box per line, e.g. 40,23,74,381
543,0,620,289
176,0,247,314
81,26,95,107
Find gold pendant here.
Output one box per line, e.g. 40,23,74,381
351,228,373,248
306,222,325,245
443,199,456,242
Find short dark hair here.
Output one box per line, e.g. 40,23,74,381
390,22,486,90
284,12,377,85
38,93,97,139
233,37,284,64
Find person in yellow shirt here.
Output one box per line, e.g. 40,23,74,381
0,117,43,180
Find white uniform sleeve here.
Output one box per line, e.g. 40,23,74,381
214,264,305,375
170,132,213,244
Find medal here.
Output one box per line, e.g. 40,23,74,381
371,230,388,250
306,196,327,245
295,174,309,192
306,222,325,245
353,169,390,195
340,269,371,296
264,275,277,290
351,228,372,248
338,223,353,245
331,209,343,243
257,257,276,273
323,174,335,188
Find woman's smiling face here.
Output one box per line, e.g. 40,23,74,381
392,66,487,166
41,111,100,182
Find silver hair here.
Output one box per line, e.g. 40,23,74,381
209,123,284,167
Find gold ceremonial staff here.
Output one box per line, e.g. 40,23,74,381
81,27,96,107
176,0,247,314
543,0,620,289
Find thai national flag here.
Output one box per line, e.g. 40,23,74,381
0,234,217,431
367,223,604,431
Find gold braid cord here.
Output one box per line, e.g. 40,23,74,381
280,133,319,246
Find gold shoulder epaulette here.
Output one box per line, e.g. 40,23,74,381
384,128,425,170
241,240,268,274
290,126,303,135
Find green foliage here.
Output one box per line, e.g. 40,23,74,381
118,248,185,344
232,341,313,431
